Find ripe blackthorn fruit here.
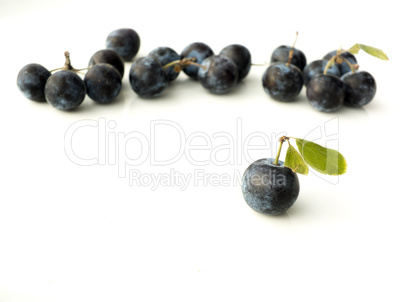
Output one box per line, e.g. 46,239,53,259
88,49,125,78
271,45,307,71
106,28,140,61
129,56,168,98
17,63,51,102
180,42,214,80
197,55,238,94
303,59,340,86
262,62,304,102
45,70,86,111
149,47,180,82
219,44,251,81
323,50,358,75
341,71,376,107
306,74,344,112
242,158,300,215
84,63,122,104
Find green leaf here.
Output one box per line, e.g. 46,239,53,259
348,44,389,60
295,139,347,175
284,143,309,175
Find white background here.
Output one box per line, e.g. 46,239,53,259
1,0,401,301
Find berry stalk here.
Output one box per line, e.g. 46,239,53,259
50,51,89,74
323,48,358,75
273,136,288,165
286,31,299,67
163,57,206,73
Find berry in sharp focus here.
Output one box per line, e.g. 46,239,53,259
303,59,341,86
17,63,51,102
44,70,86,111
219,44,251,81
271,45,307,71
341,70,376,107
106,28,140,61
148,46,180,82
129,56,168,98
242,158,300,215
323,50,358,75
84,63,122,104
197,55,239,94
88,49,125,78
306,73,344,112
262,62,304,102
180,42,214,80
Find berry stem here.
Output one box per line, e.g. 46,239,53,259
49,51,89,74
286,31,299,67
163,57,206,72
251,62,269,67
323,51,359,75
63,51,74,71
273,136,288,165
342,58,358,73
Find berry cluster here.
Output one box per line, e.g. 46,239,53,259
262,34,387,112
17,28,253,111
17,28,141,111
304,49,377,112
130,42,252,98
17,29,387,113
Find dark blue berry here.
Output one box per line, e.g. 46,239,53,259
88,49,125,78
44,70,86,111
271,45,307,71
180,42,214,80
242,158,300,215
219,44,251,80
303,59,340,86
129,56,168,98
197,55,238,94
306,74,344,112
17,63,51,102
323,50,357,75
84,63,122,104
148,47,180,82
106,28,140,61
262,62,303,102
341,71,376,107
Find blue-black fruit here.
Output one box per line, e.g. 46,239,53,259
149,46,180,82
306,74,344,112
323,50,357,75
17,63,51,102
198,55,238,94
262,62,303,102
271,45,307,71
341,71,376,107
106,28,140,61
180,42,214,80
303,59,340,86
44,70,86,111
129,56,168,98
89,49,125,78
219,44,251,81
242,158,300,215
84,63,122,104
